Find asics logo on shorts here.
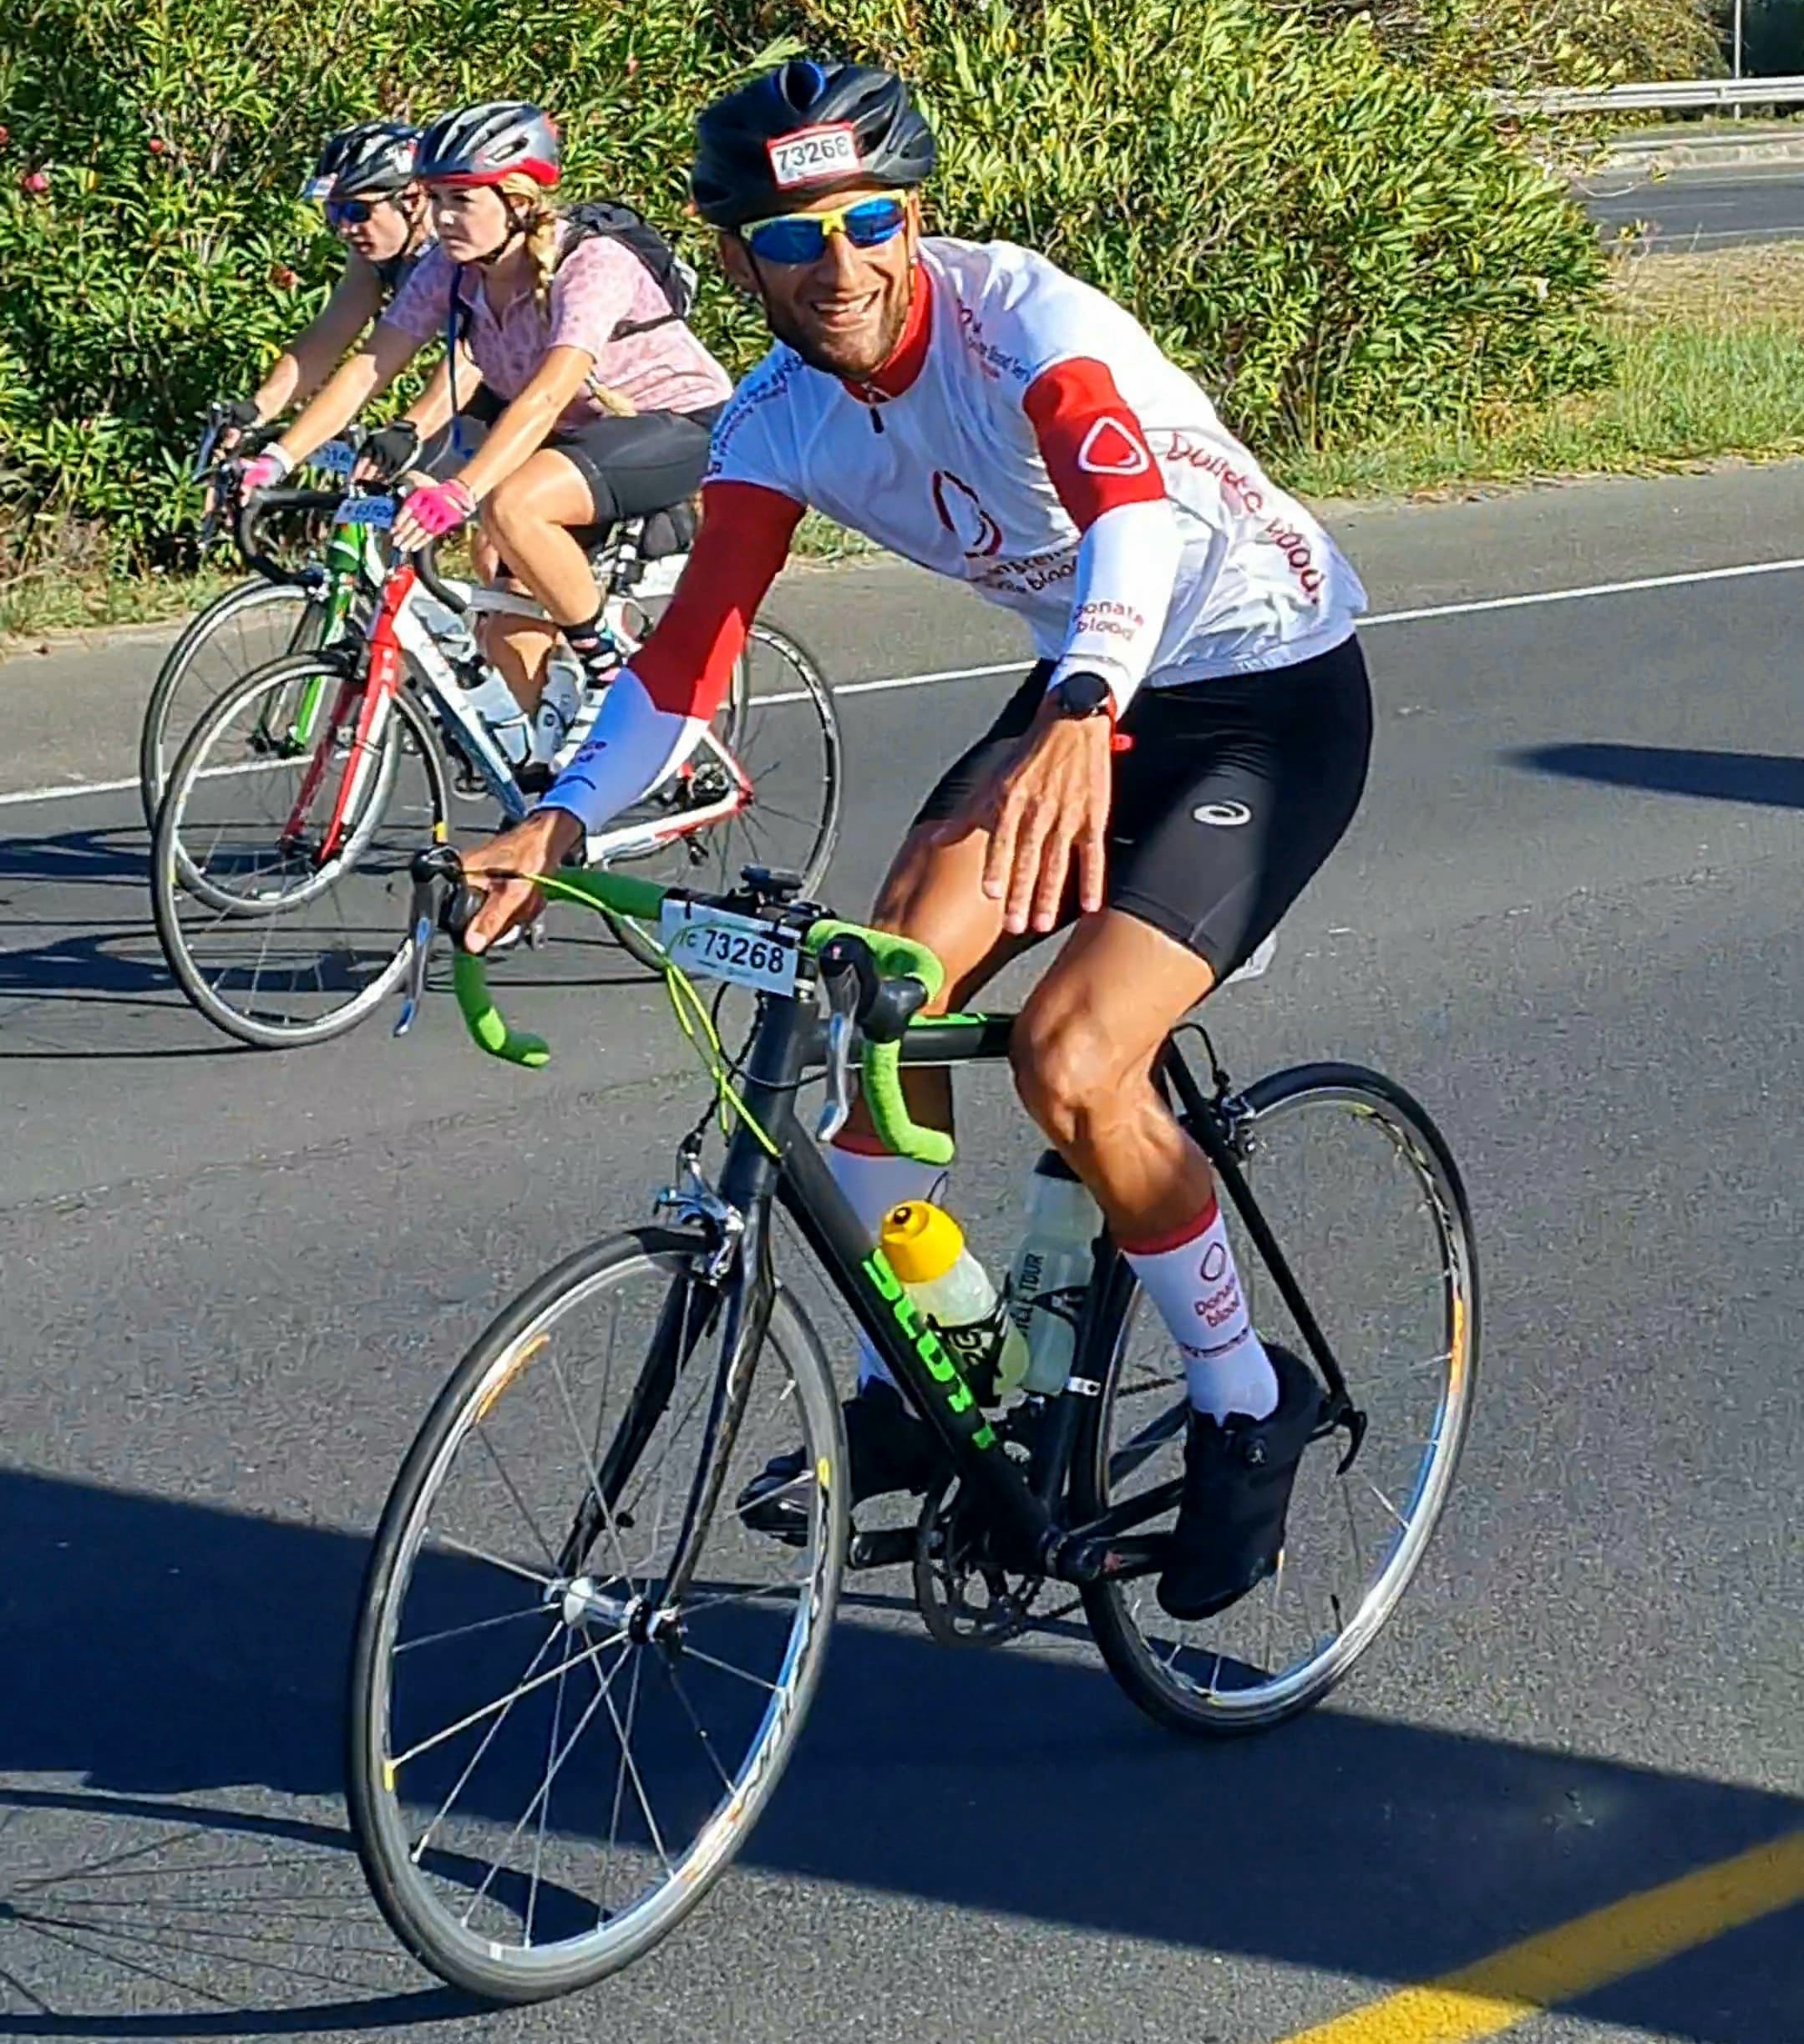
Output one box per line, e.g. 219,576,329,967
1193,799,1252,827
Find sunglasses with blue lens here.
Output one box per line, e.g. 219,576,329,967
739,193,909,266
327,198,379,228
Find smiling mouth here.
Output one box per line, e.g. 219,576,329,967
807,293,879,328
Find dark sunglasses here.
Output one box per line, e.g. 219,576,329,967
327,198,383,228
738,193,909,266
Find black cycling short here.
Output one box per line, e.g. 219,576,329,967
463,386,720,549
913,633,1373,981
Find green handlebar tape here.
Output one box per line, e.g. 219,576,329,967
451,951,550,1068
531,867,669,924
802,918,946,999
861,1042,955,1166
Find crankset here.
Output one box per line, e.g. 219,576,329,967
910,1472,1077,1648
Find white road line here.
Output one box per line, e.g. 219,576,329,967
8,551,1804,808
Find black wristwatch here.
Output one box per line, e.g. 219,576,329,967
1047,669,1114,721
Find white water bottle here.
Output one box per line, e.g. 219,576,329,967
879,1201,1028,1407
1006,1152,1102,1396
531,666,581,764
459,665,532,767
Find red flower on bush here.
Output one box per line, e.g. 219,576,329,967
270,262,297,288
21,170,48,195
0,126,11,149
149,137,167,155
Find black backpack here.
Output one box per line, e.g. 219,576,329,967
449,199,697,347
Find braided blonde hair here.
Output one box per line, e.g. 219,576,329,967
498,171,636,418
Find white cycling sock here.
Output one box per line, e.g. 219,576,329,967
1122,1198,1278,1421
830,1138,945,1392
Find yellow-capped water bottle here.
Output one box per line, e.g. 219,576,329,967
880,1201,1028,1407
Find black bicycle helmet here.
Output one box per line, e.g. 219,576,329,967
303,122,418,201
691,59,935,228
413,101,560,188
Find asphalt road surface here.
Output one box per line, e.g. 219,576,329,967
1584,164,1804,249
2,468,1801,2043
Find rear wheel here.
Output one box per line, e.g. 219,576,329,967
346,1230,848,2001
151,654,448,1048
1076,1063,1478,1735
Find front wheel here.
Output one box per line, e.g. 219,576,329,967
151,654,449,1048
1075,1063,1479,1735
346,1230,849,2003
139,576,336,830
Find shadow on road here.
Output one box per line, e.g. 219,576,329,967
1512,742,1804,809
0,1469,1796,2038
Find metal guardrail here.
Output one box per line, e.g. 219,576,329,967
1495,76,1804,115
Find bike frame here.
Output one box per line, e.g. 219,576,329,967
289,549,753,869
651,981,1357,1592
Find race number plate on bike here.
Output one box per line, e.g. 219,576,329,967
312,440,357,478
336,495,396,529
657,901,800,997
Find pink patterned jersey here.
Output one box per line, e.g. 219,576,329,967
384,225,732,430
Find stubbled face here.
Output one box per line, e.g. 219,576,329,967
332,193,415,262
720,186,919,380
428,184,514,263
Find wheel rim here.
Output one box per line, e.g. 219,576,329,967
155,665,440,1045
1095,1082,1476,1723
355,1254,840,1989
144,582,328,819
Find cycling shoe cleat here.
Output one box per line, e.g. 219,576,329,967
738,1379,949,1544
1156,1344,1323,1622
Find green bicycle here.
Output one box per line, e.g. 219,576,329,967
346,850,1478,2003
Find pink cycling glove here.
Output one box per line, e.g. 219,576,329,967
237,450,292,493
401,479,476,540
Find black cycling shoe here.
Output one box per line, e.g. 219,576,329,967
737,1379,949,1543
1156,1344,1324,1622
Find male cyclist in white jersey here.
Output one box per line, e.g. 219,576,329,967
460,59,1375,1623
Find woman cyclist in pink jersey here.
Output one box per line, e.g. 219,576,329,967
241,100,732,731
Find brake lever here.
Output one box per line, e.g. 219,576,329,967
393,871,438,1038
814,959,863,1144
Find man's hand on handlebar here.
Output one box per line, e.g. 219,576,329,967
459,809,585,954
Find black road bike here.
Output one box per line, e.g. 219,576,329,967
346,852,1479,2003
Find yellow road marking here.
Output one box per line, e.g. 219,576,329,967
1278,1828,1804,2044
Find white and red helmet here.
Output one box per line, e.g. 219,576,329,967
414,101,560,188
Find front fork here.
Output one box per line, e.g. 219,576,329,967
551,1163,767,1613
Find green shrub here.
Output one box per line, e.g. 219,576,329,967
1,0,1608,572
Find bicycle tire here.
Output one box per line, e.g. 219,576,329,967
608,621,843,973
346,1229,848,2003
139,576,334,830
1073,1062,1479,1736
151,656,450,1049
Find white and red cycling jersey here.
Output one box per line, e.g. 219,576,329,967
546,236,1366,831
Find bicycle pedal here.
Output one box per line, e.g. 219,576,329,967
847,1527,915,1572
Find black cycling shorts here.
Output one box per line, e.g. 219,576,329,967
461,393,722,564
913,633,1373,981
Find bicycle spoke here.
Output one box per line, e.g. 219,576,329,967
459,1636,636,1929
477,1428,564,1577
394,1604,550,1655
547,1344,640,1593
426,1529,557,1591
676,1645,778,1694
660,1657,734,1796
390,1623,625,1777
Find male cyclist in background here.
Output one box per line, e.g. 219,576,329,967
461,60,1374,1624
210,121,456,480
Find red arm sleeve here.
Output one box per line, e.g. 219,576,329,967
630,480,804,718
1021,358,1166,531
